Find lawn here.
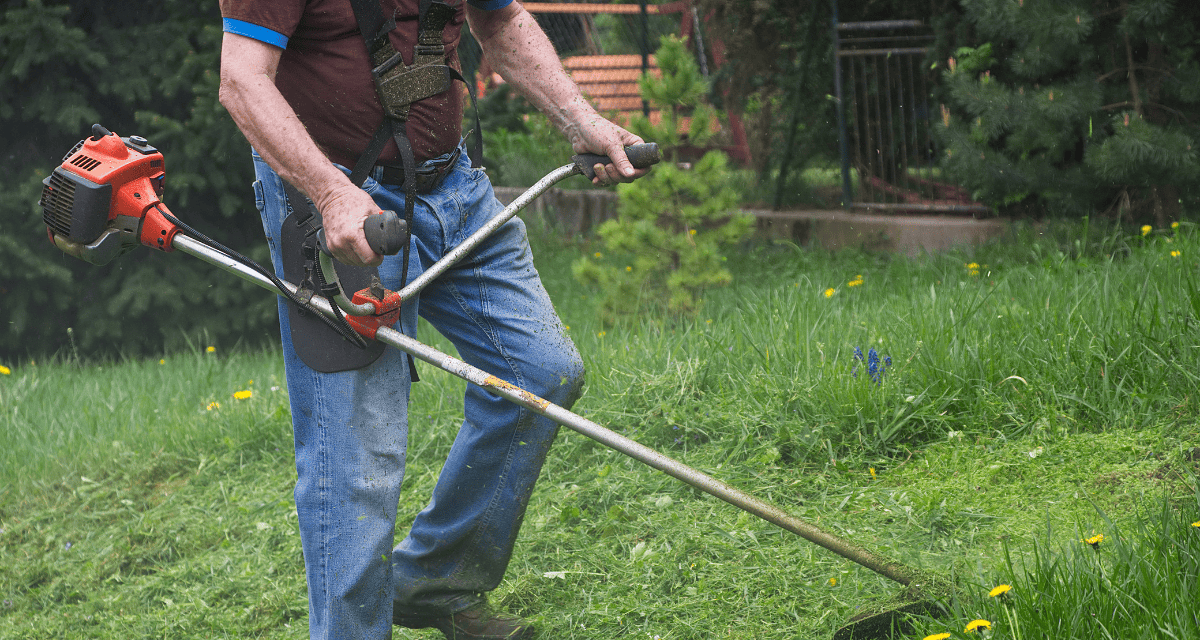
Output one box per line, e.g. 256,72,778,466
1,217,1197,639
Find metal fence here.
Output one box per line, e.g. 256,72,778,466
833,18,988,214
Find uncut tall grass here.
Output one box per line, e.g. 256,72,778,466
549,220,1199,460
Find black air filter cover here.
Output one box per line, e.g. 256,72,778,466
40,168,111,244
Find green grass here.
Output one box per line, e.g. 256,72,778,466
1,217,1197,639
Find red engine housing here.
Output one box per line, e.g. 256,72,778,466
39,124,180,265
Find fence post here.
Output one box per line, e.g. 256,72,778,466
832,0,853,207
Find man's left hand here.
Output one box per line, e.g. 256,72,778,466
570,116,650,187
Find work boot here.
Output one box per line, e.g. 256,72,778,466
393,603,535,640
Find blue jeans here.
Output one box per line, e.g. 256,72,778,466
252,146,585,640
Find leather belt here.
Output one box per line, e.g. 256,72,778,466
375,145,461,193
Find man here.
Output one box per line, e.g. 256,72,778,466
217,1,647,639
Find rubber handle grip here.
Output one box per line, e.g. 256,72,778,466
572,142,661,180
317,210,408,258
363,210,408,256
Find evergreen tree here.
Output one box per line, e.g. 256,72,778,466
937,0,1200,221
572,36,752,320
0,0,275,360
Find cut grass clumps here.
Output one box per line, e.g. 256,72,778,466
908,493,1200,640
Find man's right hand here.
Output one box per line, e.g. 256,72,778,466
312,183,385,267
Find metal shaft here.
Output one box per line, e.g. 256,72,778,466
172,233,920,587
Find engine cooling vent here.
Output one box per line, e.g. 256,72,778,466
70,154,102,172
41,170,77,237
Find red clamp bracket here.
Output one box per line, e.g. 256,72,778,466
344,287,403,340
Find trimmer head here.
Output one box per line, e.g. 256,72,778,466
832,575,953,640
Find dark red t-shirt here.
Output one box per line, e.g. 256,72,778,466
220,0,478,166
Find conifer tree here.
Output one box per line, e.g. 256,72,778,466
937,0,1199,221
572,35,752,320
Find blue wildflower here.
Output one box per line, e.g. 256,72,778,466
852,346,891,384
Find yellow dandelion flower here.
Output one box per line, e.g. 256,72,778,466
965,619,991,633
689,229,697,236
159,359,165,365
1191,521,1199,528
869,467,876,479
824,288,836,298
0,365,10,375
924,634,952,640
829,577,837,586
966,262,980,270
847,275,864,287
233,390,253,400
626,266,633,272
1141,225,1152,236
598,331,606,338
1171,221,1180,230
969,269,981,276
206,401,220,411
706,319,712,324
1084,533,1105,547
206,346,216,353
989,584,1012,598
1170,250,1181,258
594,252,603,258
564,325,570,331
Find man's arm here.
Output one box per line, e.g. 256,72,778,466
218,32,382,267
466,2,648,185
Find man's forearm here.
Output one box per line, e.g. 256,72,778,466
218,44,354,214
219,32,383,266
468,3,601,147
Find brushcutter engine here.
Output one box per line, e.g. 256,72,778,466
39,124,179,265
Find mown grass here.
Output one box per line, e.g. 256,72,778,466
1,217,1197,639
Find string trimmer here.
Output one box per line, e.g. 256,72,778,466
40,124,950,639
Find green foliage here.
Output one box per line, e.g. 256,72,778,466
0,0,275,360
573,36,752,319
937,0,1200,219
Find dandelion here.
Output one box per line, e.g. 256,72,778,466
1084,533,1104,548
626,266,633,272
206,401,220,411
965,619,991,633
1170,250,1181,258
869,467,877,479
1172,221,1180,230
0,365,10,375
598,331,606,338
159,359,165,365
1191,521,1199,528
206,346,216,353
689,229,697,236
1141,225,1152,236
824,288,836,298
989,584,1012,598
848,275,864,287
923,634,952,640
233,390,253,400
829,577,837,586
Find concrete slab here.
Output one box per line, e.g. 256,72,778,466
749,209,1010,255
493,187,1009,254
